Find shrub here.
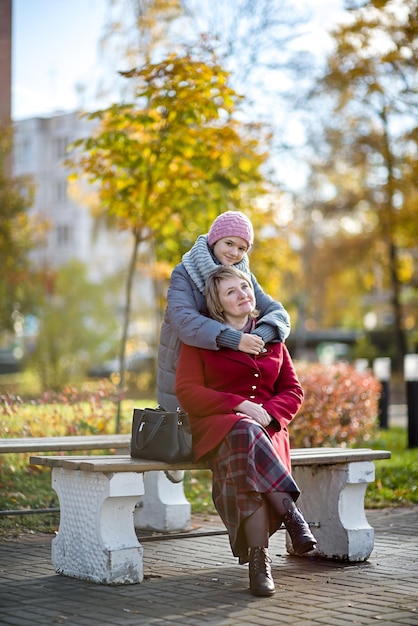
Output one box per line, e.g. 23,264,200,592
292,361,381,448
0,382,128,439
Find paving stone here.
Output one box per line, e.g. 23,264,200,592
0,507,417,626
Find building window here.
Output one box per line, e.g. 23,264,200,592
56,224,72,246
55,180,67,203
14,138,32,168
54,136,69,158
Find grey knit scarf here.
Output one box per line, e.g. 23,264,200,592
182,234,251,295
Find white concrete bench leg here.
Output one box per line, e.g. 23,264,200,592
52,467,145,584
289,461,375,561
134,470,191,532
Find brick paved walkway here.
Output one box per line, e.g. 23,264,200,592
0,506,417,626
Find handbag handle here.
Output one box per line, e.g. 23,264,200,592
135,414,165,450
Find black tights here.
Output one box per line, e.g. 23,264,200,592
243,492,295,548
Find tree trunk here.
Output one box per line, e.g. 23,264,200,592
115,231,140,433
382,110,407,371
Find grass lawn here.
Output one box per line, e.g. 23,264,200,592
365,426,418,507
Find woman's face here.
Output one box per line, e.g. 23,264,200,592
212,236,248,266
217,275,255,321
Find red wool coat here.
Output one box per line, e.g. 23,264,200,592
175,342,304,471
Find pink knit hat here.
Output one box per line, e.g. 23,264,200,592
207,211,254,250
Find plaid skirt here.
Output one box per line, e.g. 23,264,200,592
210,418,300,563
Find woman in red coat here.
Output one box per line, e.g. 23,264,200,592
176,266,317,597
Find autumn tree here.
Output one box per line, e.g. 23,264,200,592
96,0,183,102
96,1,308,185
303,0,418,367
28,260,121,391
69,43,271,429
0,124,36,333
88,0,320,329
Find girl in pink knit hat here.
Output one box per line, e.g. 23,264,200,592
207,210,254,251
157,210,290,419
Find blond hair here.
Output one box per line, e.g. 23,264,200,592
205,266,258,323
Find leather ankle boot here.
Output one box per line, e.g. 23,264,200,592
248,547,276,597
284,505,317,556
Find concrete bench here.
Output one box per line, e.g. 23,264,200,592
30,447,390,585
0,435,187,524
0,435,131,517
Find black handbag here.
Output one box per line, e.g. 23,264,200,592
130,406,193,463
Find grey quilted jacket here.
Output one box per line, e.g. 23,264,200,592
156,239,290,411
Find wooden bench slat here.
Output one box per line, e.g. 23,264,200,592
3,435,391,468
289,449,391,463
78,458,209,472
27,454,127,469
0,435,131,453
30,448,390,473
60,455,133,470
29,455,209,472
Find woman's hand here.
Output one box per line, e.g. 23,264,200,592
234,400,272,427
238,333,265,355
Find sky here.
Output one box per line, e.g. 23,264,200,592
12,0,107,119
11,0,346,121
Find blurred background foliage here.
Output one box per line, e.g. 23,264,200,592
0,0,417,397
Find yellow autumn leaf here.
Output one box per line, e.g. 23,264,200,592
239,158,253,173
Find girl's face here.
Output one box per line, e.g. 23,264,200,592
217,275,255,322
212,236,248,266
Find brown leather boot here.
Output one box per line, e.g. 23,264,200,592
248,547,276,597
284,504,317,555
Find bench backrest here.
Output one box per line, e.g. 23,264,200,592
0,435,131,454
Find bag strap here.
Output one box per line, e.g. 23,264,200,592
135,414,165,450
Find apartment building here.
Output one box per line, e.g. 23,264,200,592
12,110,135,281
12,111,157,360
